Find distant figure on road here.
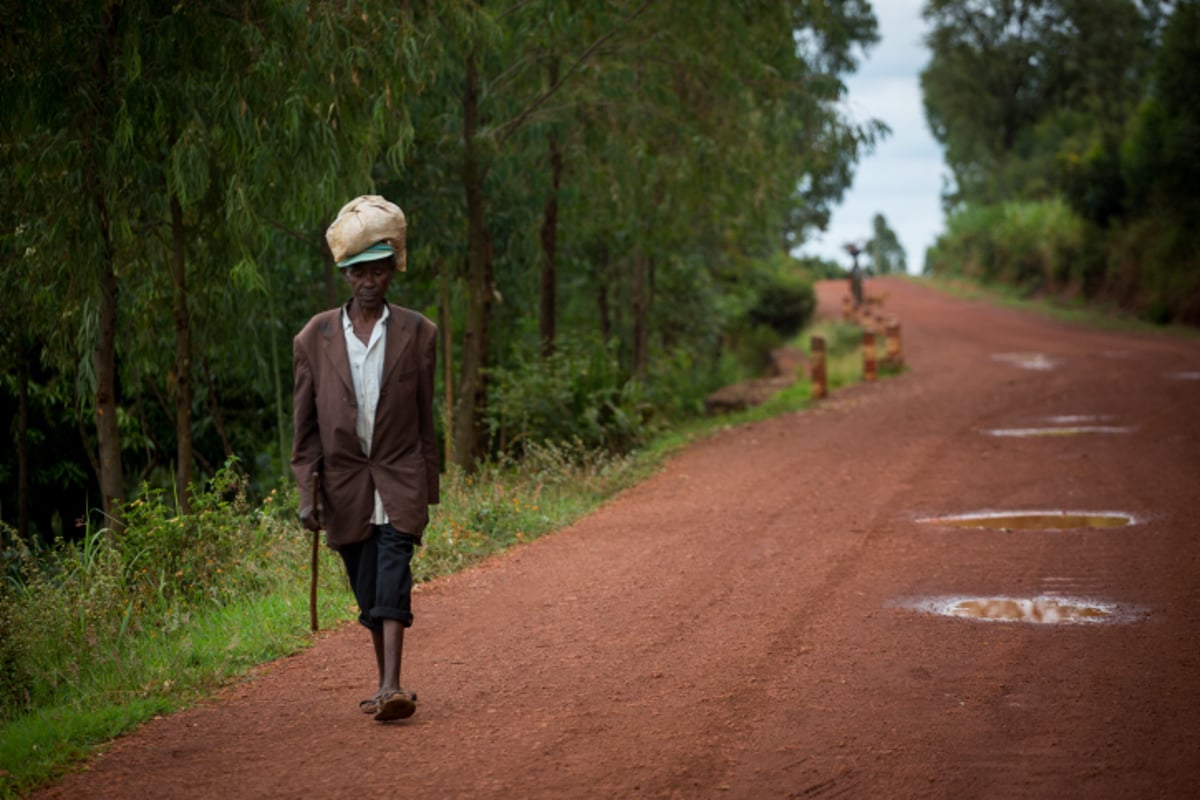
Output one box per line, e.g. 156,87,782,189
292,195,439,722
843,242,864,307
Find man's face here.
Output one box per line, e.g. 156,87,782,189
342,258,394,311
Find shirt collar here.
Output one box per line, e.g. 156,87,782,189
341,300,390,331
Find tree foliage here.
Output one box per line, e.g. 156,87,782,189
1123,1,1200,219
1,0,884,539
865,213,906,274
921,0,1159,208
921,0,1200,323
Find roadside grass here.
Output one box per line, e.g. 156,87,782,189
0,587,348,797
914,274,1199,338
645,318,895,456
0,318,883,798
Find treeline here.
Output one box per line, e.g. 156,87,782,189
0,1,884,541
920,0,1200,324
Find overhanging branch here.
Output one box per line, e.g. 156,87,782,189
498,0,656,142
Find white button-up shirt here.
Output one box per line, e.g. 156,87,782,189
342,304,389,524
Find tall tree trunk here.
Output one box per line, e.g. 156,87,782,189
319,223,338,309
201,358,234,460
95,227,125,530
595,242,612,344
539,60,564,359
169,193,193,513
539,130,562,359
439,258,454,468
90,1,125,533
16,340,29,542
259,287,289,483
454,51,493,470
613,249,626,371
631,249,649,377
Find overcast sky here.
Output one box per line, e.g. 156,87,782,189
797,0,948,274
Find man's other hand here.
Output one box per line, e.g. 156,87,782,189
300,506,321,532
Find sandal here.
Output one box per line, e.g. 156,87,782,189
373,689,418,722
359,694,382,715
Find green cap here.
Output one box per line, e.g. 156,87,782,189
337,242,395,269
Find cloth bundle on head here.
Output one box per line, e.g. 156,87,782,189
326,195,407,272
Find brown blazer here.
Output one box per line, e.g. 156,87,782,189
291,302,439,548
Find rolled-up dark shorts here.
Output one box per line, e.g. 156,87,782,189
339,522,419,631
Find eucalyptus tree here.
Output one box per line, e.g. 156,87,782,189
376,0,885,468
920,0,1079,205
562,0,883,375
111,3,240,510
784,0,886,245
0,62,110,539
1123,1,1200,220
142,3,418,503
0,2,139,527
920,0,1162,211
381,1,658,469
0,148,36,541
866,213,906,274
205,2,415,486
2,2,269,522
1,1,417,528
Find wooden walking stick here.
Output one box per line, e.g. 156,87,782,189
309,470,321,633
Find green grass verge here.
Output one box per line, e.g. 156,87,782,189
643,318,897,452
912,274,1199,338
0,555,354,798
0,318,887,798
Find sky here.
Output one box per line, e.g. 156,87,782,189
797,0,948,274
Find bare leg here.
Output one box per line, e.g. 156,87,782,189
359,628,388,715
370,627,386,690
372,621,415,720
380,620,404,692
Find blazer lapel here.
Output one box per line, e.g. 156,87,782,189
318,309,354,396
380,302,415,385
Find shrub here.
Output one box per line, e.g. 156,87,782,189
485,336,653,457
1107,217,1200,324
926,199,1086,294
0,460,308,725
722,257,816,377
747,273,816,338
0,529,131,721
640,343,742,419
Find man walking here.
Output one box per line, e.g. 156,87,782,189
292,195,439,722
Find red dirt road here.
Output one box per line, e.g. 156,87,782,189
36,278,1200,799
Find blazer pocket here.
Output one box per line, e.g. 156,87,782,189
394,368,418,384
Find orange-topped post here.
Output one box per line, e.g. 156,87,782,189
863,330,877,381
885,322,903,367
810,335,827,399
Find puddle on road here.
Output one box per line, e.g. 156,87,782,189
902,595,1141,624
1044,414,1114,424
981,425,1134,437
918,511,1136,530
981,413,1134,437
991,353,1062,371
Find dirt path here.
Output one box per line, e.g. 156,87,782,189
36,278,1200,799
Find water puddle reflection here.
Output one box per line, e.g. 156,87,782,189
981,425,1134,438
902,595,1141,624
918,511,1136,530
991,353,1062,371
